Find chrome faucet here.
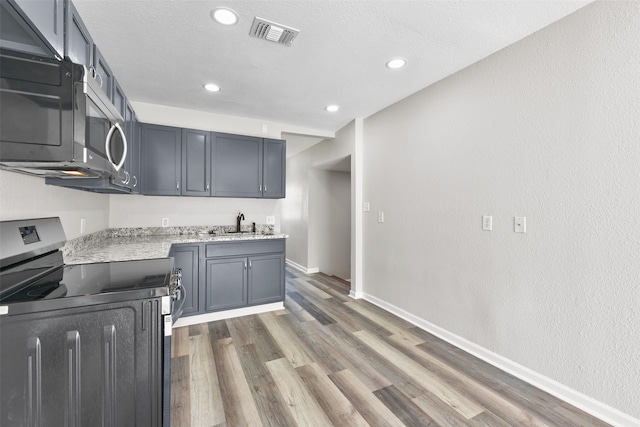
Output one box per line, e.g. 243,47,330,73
236,212,245,233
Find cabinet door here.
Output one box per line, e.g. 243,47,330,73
181,129,211,196
205,257,247,311
124,102,137,191
93,45,113,99
112,78,126,118
170,245,200,316
140,124,181,196
248,254,285,305
212,133,262,198
263,138,286,198
12,0,64,56
64,0,93,65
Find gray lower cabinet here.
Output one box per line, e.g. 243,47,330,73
173,239,285,317
181,129,211,196
205,257,247,311
169,244,200,315
204,239,286,312
141,124,181,195
248,253,285,305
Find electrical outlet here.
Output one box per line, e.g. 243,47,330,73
161,217,169,227
363,202,370,212
482,215,492,231
266,216,275,225
80,218,86,234
515,216,526,233
378,211,384,223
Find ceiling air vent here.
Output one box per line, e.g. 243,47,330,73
249,17,299,47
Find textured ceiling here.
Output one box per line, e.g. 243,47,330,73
73,0,592,134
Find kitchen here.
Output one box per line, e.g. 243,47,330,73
1,0,640,426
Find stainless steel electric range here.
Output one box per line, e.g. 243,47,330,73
0,217,184,426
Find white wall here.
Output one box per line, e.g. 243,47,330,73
362,1,640,419
308,169,351,280
109,194,281,230
282,122,357,275
281,148,312,268
0,170,110,239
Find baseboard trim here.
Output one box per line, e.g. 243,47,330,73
286,259,320,274
173,302,284,328
362,292,639,427
349,290,363,300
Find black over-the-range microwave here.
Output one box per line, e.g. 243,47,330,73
0,48,129,186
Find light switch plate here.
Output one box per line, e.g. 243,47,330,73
80,218,86,234
378,211,384,223
515,216,526,233
266,216,275,225
161,218,169,227
364,202,370,212
482,215,492,231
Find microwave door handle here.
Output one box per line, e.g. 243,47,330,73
105,122,128,171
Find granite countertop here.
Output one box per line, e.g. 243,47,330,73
64,231,288,265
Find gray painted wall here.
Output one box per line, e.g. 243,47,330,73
362,1,640,417
309,169,351,280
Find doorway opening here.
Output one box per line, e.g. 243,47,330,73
308,155,351,285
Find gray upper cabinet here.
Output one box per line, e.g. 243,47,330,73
112,77,126,118
212,133,263,198
181,129,211,197
263,138,286,198
125,102,140,192
93,45,113,99
11,0,64,57
64,0,92,66
141,124,181,196
140,127,286,199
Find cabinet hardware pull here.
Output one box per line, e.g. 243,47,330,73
249,260,252,269
265,185,267,192
177,181,180,190
259,184,262,192
206,183,209,191
133,176,138,187
244,262,247,270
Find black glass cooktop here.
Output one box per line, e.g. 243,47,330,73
1,258,174,304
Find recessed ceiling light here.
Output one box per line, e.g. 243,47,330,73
385,58,407,69
204,83,221,92
326,105,340,112
211,7,239,26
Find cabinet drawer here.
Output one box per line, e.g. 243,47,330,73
206,239,284,258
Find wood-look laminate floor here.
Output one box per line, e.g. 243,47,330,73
171,267,610,427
